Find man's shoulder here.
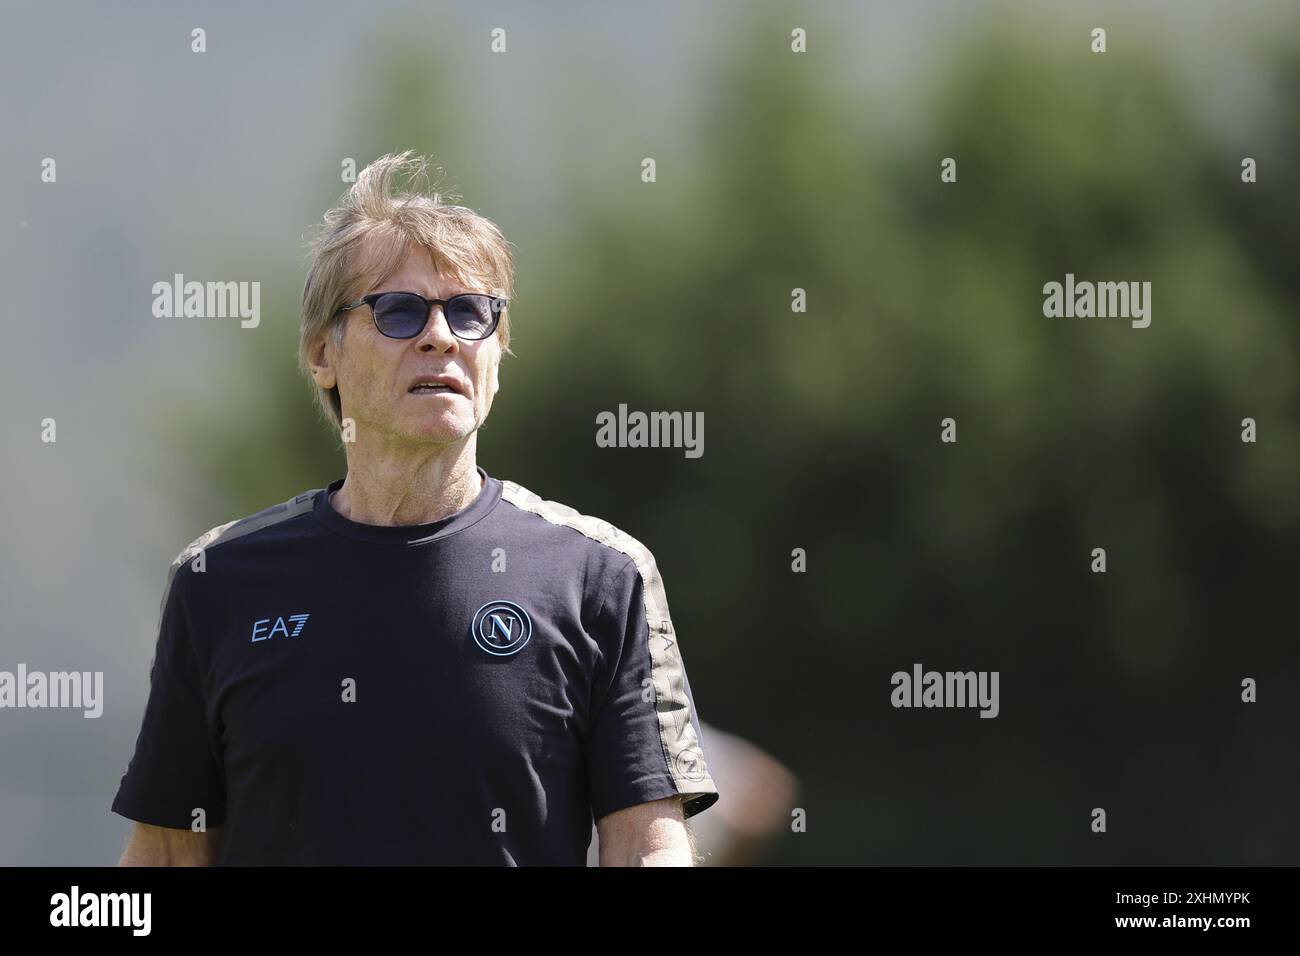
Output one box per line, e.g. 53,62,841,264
496,478,658,576
168,486,323,572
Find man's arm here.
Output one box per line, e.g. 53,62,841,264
596,795,694,866
117,823,223,866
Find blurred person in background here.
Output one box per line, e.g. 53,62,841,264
588,721,799,865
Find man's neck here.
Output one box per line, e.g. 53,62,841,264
330,435,483,527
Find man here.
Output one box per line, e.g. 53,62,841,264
111,151,718,866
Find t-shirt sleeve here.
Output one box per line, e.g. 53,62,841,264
585,553,719,823
110,558,226,830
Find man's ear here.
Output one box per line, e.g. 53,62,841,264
308,333,338,390
490,353,501,398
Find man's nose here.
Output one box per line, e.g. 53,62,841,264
415,304,458,351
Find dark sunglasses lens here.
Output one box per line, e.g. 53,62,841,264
446,295,499,339
372,294,428,338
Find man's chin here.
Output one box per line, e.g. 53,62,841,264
400,417,475,446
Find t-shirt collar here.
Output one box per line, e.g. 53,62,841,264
312,466,501,545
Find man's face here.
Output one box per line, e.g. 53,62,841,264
313,243,502,446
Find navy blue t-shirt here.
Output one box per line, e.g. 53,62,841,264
111,468,719,865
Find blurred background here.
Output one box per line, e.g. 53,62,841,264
2,0,1297,865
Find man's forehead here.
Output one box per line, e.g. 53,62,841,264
358,239,482,295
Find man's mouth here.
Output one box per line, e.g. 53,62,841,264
407,375,463,395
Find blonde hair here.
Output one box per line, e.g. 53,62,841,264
299,151,516,430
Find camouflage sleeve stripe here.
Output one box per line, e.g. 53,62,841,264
500,480,718,812
159,490,320,624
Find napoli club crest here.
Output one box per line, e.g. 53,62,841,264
470,601,533,656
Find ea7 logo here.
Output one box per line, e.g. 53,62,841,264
251,614,310,642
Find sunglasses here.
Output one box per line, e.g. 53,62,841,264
337,291,507,341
